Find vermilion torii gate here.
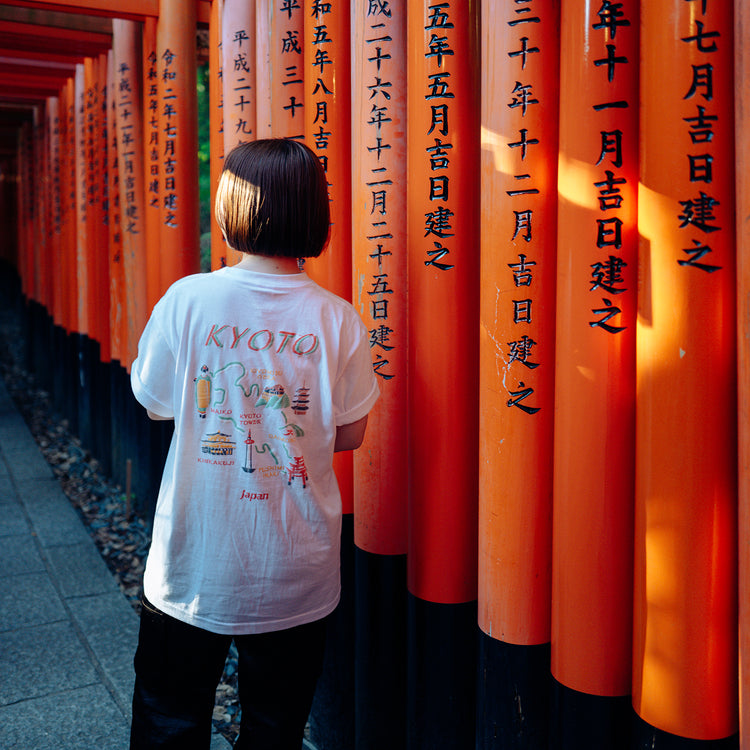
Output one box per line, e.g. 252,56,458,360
0,2,748,749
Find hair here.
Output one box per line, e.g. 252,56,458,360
215,139,331,259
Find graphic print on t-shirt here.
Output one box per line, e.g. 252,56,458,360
193,360,311,499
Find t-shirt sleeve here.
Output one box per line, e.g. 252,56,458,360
130,305,176,419
333,314,380,426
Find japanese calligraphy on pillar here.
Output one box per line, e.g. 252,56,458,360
85,70,98,214
145,50,160,213
76,66,87,230
587,0,635,334
222,0,256,152
421,1,458,274
362,0,399,381
308,0,336,173
503,0,545,415
272,0,304,135
117,61,141,236
161,49,179,227
676,0,724,272
51,104,61,236
303,0,352,300
110,88,122,262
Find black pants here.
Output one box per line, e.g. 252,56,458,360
130,598,327,750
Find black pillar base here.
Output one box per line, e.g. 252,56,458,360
308,513,355,750
407,594,477,750
550,677,631,750
632,712,738,750
476,632,551,749
354,548,407,750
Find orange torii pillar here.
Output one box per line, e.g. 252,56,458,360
26,104,51,398
156,0,200,297
17,121,32,308
143,16,162,311
32,101,54,388
352,1,408,748
76,54,102,452
269,0,304,139
407,2,480,747
551,2,638,746
48,93,65,412
73,61,92,440
634,2,738,746
477,2,559,747
737,1,750,746
114,18,152,502
113,20,148,368
302,2,355,747
222,0,256,152
220,0,254,267
107,47,130,491
209,0,226,270
58,77,79,425
87,53,113,470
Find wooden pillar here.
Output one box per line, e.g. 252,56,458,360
17,122,32,304
220,0,253,267
737,1,750,746
255,0,271,137
107,48,125,372
74,62,89,339
49,95,64,332
634,1,738,744
95,53,111,365
113,19,148,371
550,2,639,746
352,1,408,748
222,0,256,153
61,77,77,339
107,46,129,489
269,0,304,138
406,2,480,747
157,0,200,297
477,2,559,747
301,5,355,747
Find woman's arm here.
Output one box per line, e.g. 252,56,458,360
147,410,174,421
334,415,368,452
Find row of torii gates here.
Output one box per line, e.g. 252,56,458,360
1,1,749,748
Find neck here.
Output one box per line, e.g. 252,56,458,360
234,254,301,275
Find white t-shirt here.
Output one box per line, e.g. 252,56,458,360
131,266,379,634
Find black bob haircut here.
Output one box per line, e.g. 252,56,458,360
215,138,331,259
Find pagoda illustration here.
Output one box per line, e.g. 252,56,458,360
291,386,310,415
286,457,308,488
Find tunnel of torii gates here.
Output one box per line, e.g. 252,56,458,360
2,0,750,748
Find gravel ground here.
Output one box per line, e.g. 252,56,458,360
0,306,242,746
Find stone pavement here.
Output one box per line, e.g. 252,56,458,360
0,377,232,749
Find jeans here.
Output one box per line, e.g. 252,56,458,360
130,597,327,750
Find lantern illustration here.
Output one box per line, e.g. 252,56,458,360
194,365,211,418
